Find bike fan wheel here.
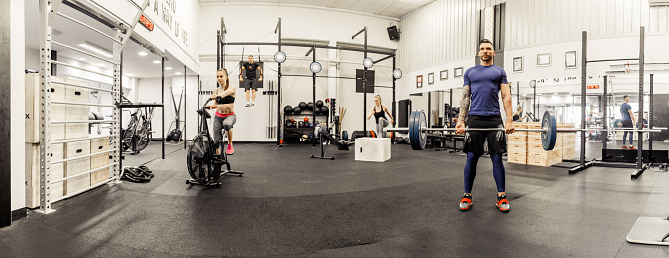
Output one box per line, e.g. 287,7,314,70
122,129,133,151
136,127,151,151
187,134,216,182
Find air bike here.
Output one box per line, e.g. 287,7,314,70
186,98,243,187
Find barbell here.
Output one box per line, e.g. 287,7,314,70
387,110,666,151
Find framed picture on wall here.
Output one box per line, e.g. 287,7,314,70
454,67,464,77
428,73,434,84
565,51,577,68
440,70,448,80
537,53,551,66
416,75,423,88
513,57,523,72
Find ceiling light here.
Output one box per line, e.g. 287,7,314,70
175,72,182,75
393,69,402,79
79,58,85,61
97,64,105,67
127,73,134,76
274,51,286,63
153,60,161,64
554,92,558,95
522,94,527,96
76,41,112,58
165,67,172,70
138,51,147,56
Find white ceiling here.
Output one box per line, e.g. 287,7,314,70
25,1,191,79
25,0,425,80
198,0,433,18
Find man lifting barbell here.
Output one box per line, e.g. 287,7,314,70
455,39,513,212
391,110,665,212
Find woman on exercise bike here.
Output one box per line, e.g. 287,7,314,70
209,68,237,155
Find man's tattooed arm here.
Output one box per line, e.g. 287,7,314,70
458,85,471,124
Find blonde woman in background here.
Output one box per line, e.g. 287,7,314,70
366,95,394,138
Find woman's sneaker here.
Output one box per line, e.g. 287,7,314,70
496,195,510,212
459,194,473,211
226,144,234,155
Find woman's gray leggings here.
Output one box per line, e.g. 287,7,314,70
213,114,236,143
376,117,389,138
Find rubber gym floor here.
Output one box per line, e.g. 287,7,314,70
1,140,668,257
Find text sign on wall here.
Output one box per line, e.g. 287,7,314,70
150,0,189,47
587,85,600,89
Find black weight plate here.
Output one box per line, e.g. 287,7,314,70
408,110,418,149
417,110,427,150
541,111,557,151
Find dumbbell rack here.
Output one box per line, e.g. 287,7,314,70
283,111,328,144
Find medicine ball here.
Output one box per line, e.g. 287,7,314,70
315,100,324,108
293,107,302,114
307,102,314,111
298,102,307,110
320,106,329,116
284,105,293,114
304,117,309,122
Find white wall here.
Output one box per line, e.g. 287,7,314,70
198,4,399,140
84,0,200,73
11,0,26,212
396,0,669,125
398,0,669,73
132,75,201,141
398,0,500,73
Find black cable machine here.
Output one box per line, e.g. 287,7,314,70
215,18,400,148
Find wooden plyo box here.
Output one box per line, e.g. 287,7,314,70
527,157,562,167
90,137,110,185
64,79,90,140
25,74,66,143
26,143,64,208
64,141,91,195
507,156,527,164
507,141,527,151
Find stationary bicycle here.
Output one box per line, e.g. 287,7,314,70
121,107,154,154
186,98,243,187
